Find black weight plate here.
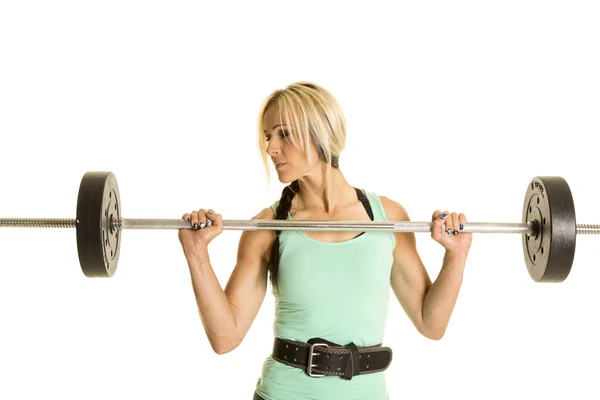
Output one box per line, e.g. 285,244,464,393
522,176,576,282
76,172,121,277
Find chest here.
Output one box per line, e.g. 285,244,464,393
289,201,372,243
276,230,395,307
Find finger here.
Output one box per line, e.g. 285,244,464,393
182,213,190,222
205,209,217,227
206,209,215,226
441,211,449,234
431,210,449,234
443,211,454,235
431,210,443,232
459,213,466,231
211,212,223,227
450,212,459,235
190,211,199,229
197,208,207,229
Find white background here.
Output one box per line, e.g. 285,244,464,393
1,1,599,399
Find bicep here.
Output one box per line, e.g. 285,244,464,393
380,196,432,331
390,231,432,330
223,208,273,340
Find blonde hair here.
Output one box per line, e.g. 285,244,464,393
256,81,347,185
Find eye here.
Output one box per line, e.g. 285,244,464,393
264,129,290,143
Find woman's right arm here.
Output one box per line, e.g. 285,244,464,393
179,206,275,355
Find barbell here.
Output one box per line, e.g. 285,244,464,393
0,171,598,282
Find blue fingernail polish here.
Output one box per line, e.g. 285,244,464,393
441,213,448,219
460,223,464,230
199,222,205,229
187,217,191,222
206,211,213,216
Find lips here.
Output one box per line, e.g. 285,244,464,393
275,163,287,170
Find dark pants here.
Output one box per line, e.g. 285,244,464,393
253,393,264,400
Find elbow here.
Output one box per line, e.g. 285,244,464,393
210,338,242,355
418,324,447,341
213,346,235,355
424,330,445,341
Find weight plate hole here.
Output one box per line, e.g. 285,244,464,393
109,192,112,199
533,254,536,262
529,206,532,213
543,217,546,225
541,247,544,254
537,198,539,204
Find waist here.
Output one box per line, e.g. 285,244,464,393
273,305,389,345
272,337,392,379
257,355,389,400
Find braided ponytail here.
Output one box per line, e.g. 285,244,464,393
268,180,300,291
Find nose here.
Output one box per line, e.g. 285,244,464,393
266,140,280,156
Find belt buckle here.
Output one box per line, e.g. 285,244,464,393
306,342,329,377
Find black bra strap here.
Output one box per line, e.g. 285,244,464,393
354,188,374,221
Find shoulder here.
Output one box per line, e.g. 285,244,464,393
251,206,276,220
378,195,410,221
238,206,276,262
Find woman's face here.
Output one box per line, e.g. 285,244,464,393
263,105,321,183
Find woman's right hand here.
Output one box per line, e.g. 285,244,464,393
178,208,224,255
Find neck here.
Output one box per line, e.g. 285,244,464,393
294,165,354,213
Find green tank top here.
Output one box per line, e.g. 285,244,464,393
254,190,396,400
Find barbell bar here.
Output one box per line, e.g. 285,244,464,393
0,218,534,233
1,171,599,282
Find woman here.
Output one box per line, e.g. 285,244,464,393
178,82,472,400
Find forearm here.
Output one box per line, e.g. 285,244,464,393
184,247,239,353
421,250,468,339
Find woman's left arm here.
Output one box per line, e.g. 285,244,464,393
380,196,473,340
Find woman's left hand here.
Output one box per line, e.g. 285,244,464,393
430,210,473,254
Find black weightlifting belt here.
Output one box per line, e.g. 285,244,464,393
271,337,393,380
